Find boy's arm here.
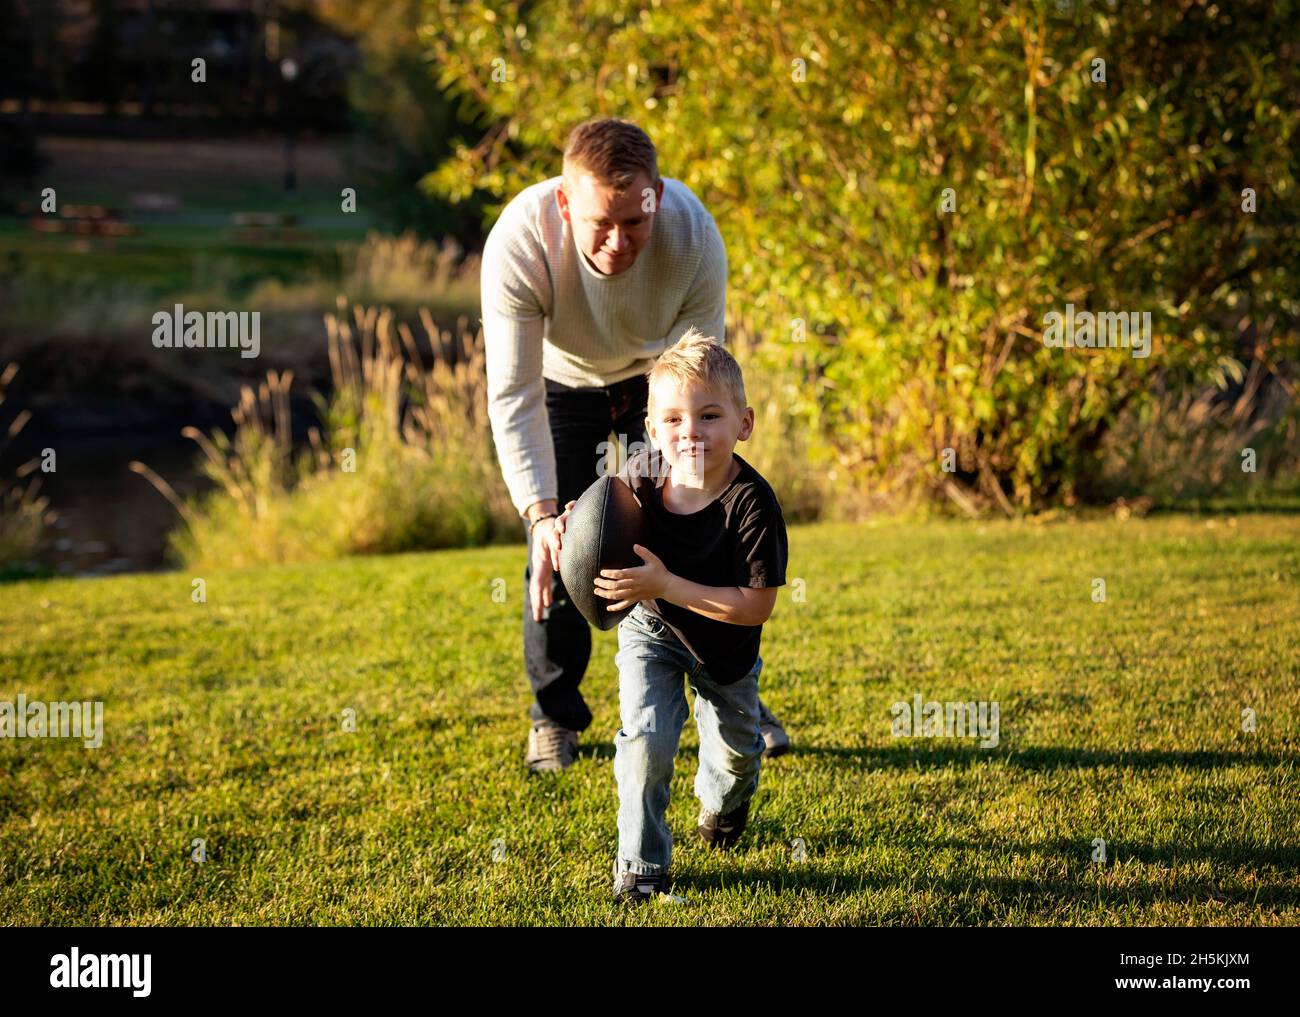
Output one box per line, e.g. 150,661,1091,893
737,585,780,623
661,576,778,627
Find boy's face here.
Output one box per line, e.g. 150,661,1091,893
645,377,754,487
557,169,663,276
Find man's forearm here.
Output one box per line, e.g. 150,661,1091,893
661,574,753,626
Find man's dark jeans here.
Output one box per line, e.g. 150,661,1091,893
522,373,651,732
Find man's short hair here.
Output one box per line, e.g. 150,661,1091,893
648,327,747,418
563,118,660,194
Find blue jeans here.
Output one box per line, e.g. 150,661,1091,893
613,602,764,880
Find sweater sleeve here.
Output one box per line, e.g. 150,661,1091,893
481,213,558,519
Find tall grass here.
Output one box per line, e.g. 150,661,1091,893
127,306,857,572
132,301,518,570
135,298,1295,572
341,232,480,310
237,233,480,316
1097,355,1300,509
0,363,56,573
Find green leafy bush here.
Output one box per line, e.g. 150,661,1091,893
423,0,1299,512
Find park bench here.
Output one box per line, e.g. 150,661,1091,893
24,203,139,250
129,192,183,212
231,211,301,243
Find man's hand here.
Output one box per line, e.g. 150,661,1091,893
593,544,673,613
545,500,578,571
528,500,577,623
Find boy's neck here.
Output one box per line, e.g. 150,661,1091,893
663,452,740,513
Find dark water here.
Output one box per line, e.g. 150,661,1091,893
4,429,214,576
1,372,331,576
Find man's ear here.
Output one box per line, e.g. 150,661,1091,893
556,184,571,223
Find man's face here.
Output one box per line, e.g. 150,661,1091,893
557,169,663,276
646,377,754,485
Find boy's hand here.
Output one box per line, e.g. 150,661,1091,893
594,544,672,612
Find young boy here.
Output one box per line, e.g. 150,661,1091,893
561,327,789,905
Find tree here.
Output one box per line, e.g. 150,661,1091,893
315,0,490,244
422,0,1299,510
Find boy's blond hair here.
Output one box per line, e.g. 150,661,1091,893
647,327,747,417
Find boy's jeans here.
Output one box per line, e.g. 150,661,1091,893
613,602,765,881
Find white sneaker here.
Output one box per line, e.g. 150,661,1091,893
526,720,578,773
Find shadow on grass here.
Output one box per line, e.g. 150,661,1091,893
0,563,57,584
790,744,1291,771
1147,500,1300,516
920,836,1300,871
578,743,617,762
568,741,1290,772
675,859,1300,909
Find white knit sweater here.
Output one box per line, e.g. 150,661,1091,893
480,175,728,518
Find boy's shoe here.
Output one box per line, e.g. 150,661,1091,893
698,797,751,850
613,869,671,905
525,719,578,773
758,699,791,758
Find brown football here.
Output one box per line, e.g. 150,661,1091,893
556,474,649,630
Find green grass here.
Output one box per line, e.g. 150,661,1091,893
0,223,351,294
1,138,373,302
1,514,1297,926
0,135,387,335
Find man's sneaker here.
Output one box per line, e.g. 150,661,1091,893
698,797,750,850
613,869,671,905
758,699,791,758
525,720,578,773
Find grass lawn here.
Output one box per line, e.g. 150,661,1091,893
0,228,348,308
1,514,1297,926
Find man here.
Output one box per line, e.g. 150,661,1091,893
480,117,791,773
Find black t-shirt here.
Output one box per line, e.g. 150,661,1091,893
616,446,788,684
